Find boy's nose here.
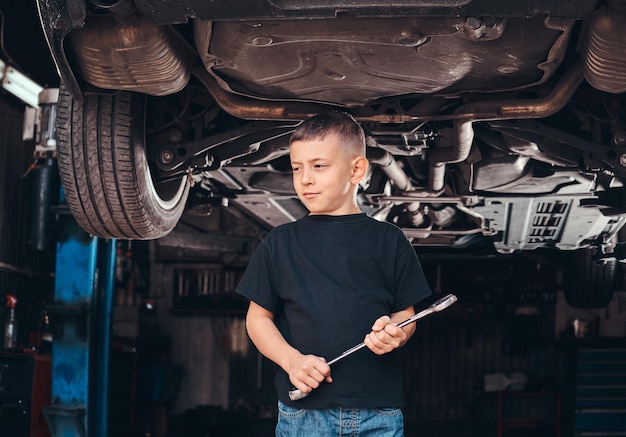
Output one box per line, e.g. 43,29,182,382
300,168,313,185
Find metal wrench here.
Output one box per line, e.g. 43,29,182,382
288,293,458,401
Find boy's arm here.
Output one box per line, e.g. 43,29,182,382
364,305,416,355
245,301,332,395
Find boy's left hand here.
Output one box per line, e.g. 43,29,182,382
363,315,407,355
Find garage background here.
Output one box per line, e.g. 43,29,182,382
0,2,625,437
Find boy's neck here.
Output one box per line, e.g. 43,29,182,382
309,207,363,216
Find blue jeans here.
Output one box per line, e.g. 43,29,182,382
276,401,404,436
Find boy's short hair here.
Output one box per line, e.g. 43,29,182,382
290,112,366,157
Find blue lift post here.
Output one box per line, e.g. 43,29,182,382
44,213,116,437
24,85,117,437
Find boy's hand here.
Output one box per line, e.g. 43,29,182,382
288,354,332,395
364,315,408,355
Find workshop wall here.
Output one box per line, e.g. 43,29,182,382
0,97,29,263
400,302,560,433
0,93,58,437
143,208,264,430
0,96,53,347
155,262,232,412
555,289,626,338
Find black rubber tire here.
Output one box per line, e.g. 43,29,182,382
563,248,616,309
56,84,189,239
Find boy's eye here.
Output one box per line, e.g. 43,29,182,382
291,166,301,172
314,164,325,169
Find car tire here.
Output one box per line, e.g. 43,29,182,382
55,84,189,239
563,248,616,309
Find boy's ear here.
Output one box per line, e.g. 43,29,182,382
351,156,369,184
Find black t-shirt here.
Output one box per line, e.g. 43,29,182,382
236,213,432,409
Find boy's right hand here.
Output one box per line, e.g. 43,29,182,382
288,354,332,395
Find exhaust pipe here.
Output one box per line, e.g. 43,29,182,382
428,60,585,191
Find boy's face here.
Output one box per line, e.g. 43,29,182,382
290,134,365,215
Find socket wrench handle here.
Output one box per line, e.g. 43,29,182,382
288,293,457,401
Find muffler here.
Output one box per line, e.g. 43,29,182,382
69,11,194,96
580,9,626,94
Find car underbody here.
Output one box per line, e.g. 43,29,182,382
35,0,626,307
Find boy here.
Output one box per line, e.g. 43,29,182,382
236,112,432,436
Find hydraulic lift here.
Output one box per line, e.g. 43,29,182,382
44,218,116,437
4,59,116,437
